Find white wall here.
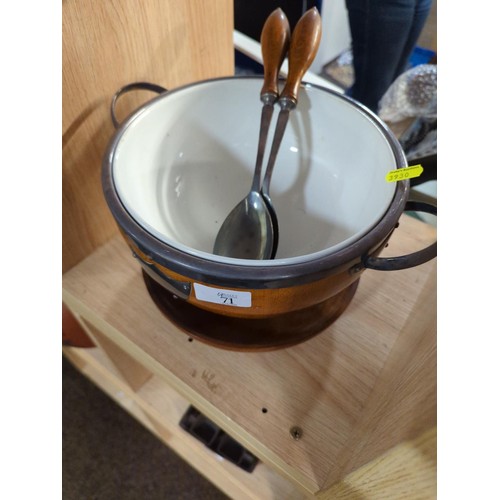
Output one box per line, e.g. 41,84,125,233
310,0,352,74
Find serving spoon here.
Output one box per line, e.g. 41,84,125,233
214,8,322,260
213,8,291,259
260,7,322,258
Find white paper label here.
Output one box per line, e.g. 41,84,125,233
193,283,252,308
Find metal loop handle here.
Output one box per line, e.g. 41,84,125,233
363,200,437,271
110,81,167,129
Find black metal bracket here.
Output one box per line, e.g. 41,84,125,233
179,406,259,473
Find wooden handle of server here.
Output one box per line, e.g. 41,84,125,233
280,7,322,106
260,8,291,101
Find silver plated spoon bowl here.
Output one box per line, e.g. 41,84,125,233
213,8,290,259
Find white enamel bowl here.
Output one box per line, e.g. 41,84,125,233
102,77,435,326
110,78,401,266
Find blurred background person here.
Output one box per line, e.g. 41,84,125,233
345,0,433,113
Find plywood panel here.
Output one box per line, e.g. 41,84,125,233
62,0,234,272
83,320,153,391
320,428,436,499
64,346,304,500
326,259,436,488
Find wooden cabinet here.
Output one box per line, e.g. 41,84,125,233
62,0,234,272
63,216,436,499
63,1,436,497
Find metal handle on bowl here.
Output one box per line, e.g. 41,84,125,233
131,251,192,300
123,235,192,299
110,81,168,129
363,200,437,271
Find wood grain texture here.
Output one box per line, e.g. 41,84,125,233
324,258,437,489
126,235,363,318
63,214,436,494
282,8,322,104
320,428,436,499
62,0,234,272
260,8,291,98
143,271,359,350
63,347,158,436
64,345,304,500
82,320,153,391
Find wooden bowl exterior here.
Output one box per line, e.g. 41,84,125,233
124,233,388,319
102,77,409,323
143,271,360,351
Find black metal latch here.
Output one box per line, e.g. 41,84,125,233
179,406,259,473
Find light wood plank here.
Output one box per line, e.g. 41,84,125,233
327,259,436,487
138,376,306,500
83,320,153,391
64,346,304,500
62,0,234,272
63,347,157,436
320,428,436,499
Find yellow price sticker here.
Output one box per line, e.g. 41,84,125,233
385,164,424,183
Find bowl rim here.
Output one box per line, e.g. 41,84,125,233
102,76,409,288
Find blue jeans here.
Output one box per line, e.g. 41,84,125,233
345,0,432,112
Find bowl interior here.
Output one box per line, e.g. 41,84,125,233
112,78,401,266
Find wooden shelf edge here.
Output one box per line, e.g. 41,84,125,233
62,215,437,496
64,343,436,499
318,427,436,499
63,346,304,500
62,289,319,495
